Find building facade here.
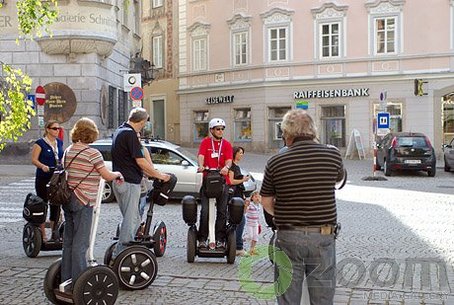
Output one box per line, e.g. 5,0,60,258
178,0,454,157
0,0,141,147
141,0,180,143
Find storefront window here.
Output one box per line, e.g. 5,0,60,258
268,106,291,149
442,95,454,144
234,108,251,141
194,111,209,142
373,103,402,133
321,105,346,148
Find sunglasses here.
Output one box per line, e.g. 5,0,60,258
48,127,61,131
214,127,225,131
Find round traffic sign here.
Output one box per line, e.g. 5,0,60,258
36,86,46,105
130,86,144,101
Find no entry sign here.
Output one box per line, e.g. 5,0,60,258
130,86,144,101
35,86,46,105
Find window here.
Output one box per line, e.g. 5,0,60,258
268,107,291,147
193,38,207,71
373,103,402,132
269,27,287,61
321,23,340,58
233,32,248,65
375,17,396,54
153,36,163,68
234,108,251,141
152,0,163,8
321,105,346,148
194,111,209,141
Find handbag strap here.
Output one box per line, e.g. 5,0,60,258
64,147,94,191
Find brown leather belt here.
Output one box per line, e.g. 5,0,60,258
276,224,335,235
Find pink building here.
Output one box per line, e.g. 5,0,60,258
178,0,454,156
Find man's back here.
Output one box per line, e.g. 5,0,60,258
261,140,343,227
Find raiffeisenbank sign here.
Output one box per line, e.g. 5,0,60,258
0,0,117,35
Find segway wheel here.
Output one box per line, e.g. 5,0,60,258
72,266,119,305
153,221,167,257
43,259,70,305
104,241,118,266
226,229,236,264
187,227,197,263
112,246,158,290
23,223,42,258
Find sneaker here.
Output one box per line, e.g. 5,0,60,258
236,249,246,256
198,240,207,248
216,241,225,248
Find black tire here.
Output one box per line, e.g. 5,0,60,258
72,266,119,305
43,259,71,305
444,157,451,172
187,228,197,263
102,181,115,203
23,223,42,258
226,229,236,264
268,231,276,264
103,242,117,266
153,221,167,257
384,160,392,176
112,246,158,290
428,167,436,177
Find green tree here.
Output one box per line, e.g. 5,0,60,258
0,0,58,151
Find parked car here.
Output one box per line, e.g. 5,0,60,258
442,138,454,172
89,138,257,203
376,132,436,177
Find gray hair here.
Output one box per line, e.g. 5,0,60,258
281,109,317,140
128,107,149,123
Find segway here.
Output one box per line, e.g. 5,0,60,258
182,169,244,264
104,174,177,290
43,179,119,305
22,193,64,257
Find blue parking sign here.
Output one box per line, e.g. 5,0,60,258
27,94,36,109
377,112,390,129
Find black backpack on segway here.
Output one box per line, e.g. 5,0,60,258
22,193,64,258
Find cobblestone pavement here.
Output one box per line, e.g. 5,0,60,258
0,156,454,304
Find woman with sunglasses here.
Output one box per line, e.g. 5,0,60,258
31,120,64,241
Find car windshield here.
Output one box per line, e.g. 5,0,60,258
397,137,427,148
176,147,198,163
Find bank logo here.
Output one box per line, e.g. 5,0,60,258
238,245,292,300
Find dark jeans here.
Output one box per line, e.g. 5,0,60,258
275,230,336,305
35,177,60,222
61,193,93,283
198,185,228,242
236,215,246,250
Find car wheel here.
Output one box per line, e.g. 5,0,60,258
428,167,436,177
444,157,451,172
103,181,115,203
384,160,392,176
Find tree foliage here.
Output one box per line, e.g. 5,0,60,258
0,63,34,151
0,0,58,151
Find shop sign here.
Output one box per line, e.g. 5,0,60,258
293,88,369,99
206,95,234,105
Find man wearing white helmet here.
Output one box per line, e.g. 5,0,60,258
197,118,233,248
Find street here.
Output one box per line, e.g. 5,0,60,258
0,156,454,305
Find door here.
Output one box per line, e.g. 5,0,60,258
153,100,165,139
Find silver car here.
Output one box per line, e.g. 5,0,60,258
89,138,257,202
443,138,454,172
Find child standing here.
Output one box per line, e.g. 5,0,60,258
245,191,261,255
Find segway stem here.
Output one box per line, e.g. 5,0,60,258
142,198,155,238
87,179,105,265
